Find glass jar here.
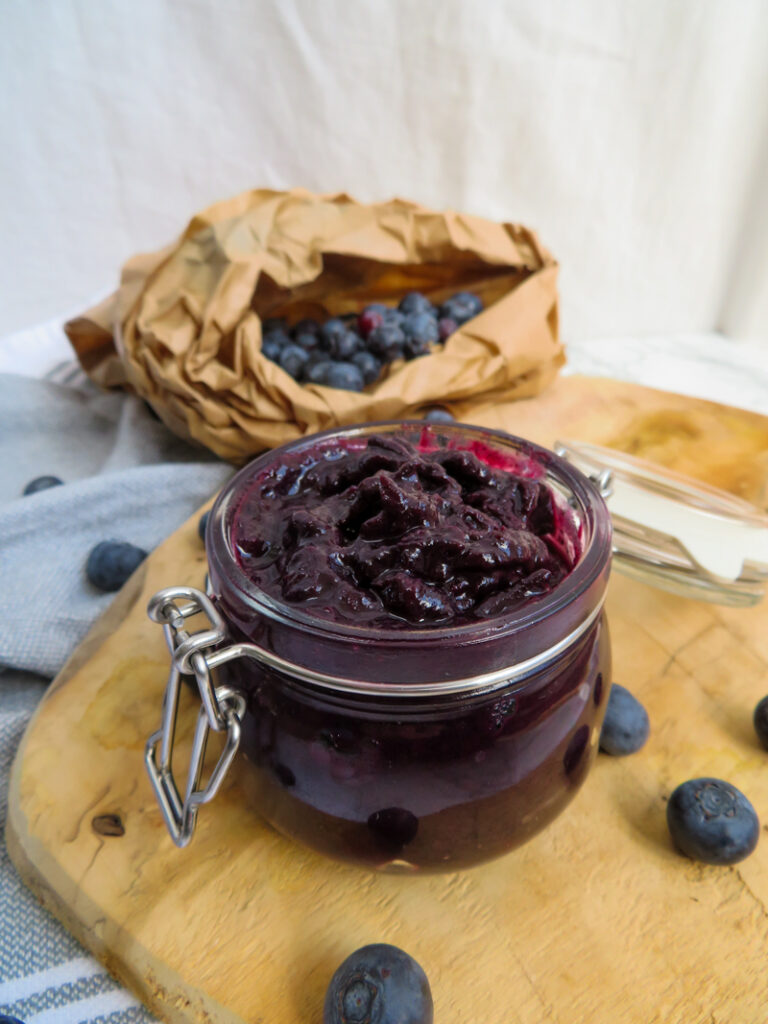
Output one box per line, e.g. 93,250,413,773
148,422,613,872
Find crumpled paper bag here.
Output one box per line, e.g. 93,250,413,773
65,188,564,462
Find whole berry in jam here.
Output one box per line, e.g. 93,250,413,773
22,475,63,495
324,944,433,1024
86,540,148,592
753,695,768,750
666,778,759,865
599,684,650,756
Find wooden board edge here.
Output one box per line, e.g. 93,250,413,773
4,557,242,1024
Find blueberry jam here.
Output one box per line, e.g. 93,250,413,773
232,431,580,627
207,423,613,871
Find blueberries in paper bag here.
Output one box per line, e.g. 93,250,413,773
324,943,433,1024
259,290,483,390
86,540,148,592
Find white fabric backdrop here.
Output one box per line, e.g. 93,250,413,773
2,0,768,343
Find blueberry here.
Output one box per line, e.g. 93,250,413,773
753,695,768,749
368,807,419,849
440,291,483,325
424,408,455,424
294,330,321,352
402,312,439,346
278,344,310,379
326,362,365,392
0,1016,27,1024
352,350,382,385
86,540,148,592
262,328,291,361
399,292,435,316
331,329,362,361
667,778,759,865
324,944,433,1024
358,307,385,337
599,684,650,756
403,337,432,360
381,308,405,329
22,475,63,495
437,316,458,342
321,317,348,348
368,324,406,360
198,510,209,542
305,360,335,385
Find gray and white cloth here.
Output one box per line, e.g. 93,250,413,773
0,366,233,1023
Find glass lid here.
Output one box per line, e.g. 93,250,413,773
555,440,768,607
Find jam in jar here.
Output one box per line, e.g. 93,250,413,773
196,422,613,872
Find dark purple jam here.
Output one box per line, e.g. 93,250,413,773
232,431,580,627
208,424,612,871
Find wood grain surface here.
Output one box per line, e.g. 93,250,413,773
6,375,768,1024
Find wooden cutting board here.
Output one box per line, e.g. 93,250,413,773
7,375,768,1024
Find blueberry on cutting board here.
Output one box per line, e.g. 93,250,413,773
86,540,148,592
753,695,768,749
599,684,650,755
324,943,433,1024
667,778,759,865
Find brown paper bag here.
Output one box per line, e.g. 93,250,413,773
65,189,564,462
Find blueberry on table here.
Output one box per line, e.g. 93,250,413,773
326,362,365,392
599,684,650,755
86,540,148,592
352,350,382,385
278,343,310,379
398,291,435,316
324,943,433,1024
424,408,455,424
667,778,759,865
753,695,768,749
198,510,210,542
22,475,63,495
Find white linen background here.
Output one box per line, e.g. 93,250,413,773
2,0,768,346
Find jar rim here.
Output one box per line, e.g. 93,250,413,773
207,420,613,648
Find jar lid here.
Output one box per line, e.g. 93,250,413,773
555,440,768,607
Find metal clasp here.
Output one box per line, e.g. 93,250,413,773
145,586,246,847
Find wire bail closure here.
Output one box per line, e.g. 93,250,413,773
144,587,246,847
